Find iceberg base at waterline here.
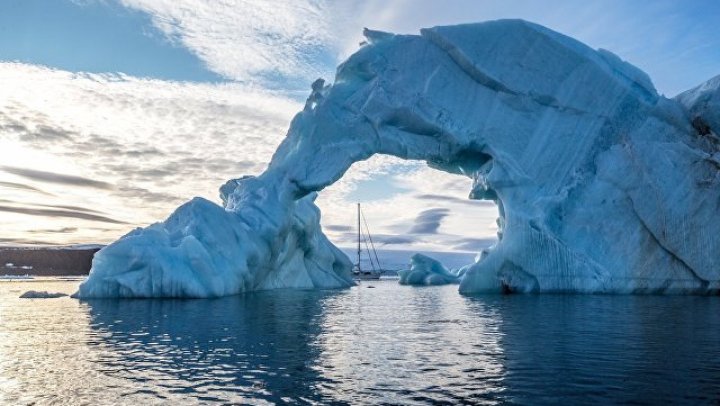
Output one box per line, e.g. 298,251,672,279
74,179,354,298
76,19,720,298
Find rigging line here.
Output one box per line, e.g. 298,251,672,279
358,204,377,271
361,232,378,271
361,209,382,271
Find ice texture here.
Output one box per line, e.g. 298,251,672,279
398,254,460,286
75,181,353,298
77,20,720,297
676,74,720,134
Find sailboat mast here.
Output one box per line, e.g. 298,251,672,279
357,203,361,272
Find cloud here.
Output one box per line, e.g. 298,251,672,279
315,156,500,252
0,61,503,249
0,62,501,250
0,198,107,215
0,237,59,246
115,0,358,87
323,224,352,232
451,237,496,251
0,181,51,195
408,208,450,234
30,227,79,234
0,205,126,224
376,235,418,246
330,231,418,247
0,62,301,244
415,193,496,207
1,166,113,189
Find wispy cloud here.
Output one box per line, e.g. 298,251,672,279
0,205,126,224
415,193,495,207
1,166,113,189
409,208,450,235
115,0,357,87
0,62,300,243
0,181,51,195
451,237,496,252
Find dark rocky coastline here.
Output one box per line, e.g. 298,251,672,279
0,246,102,276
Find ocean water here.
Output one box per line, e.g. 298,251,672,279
1,279,719,405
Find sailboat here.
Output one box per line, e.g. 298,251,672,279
352,203,383,280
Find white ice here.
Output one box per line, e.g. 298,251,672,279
76,20,720,298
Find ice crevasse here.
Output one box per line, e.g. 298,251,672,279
75,19,720,298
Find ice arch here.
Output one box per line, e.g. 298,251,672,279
76,20,720,298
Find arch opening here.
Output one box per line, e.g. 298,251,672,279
315,154,501,277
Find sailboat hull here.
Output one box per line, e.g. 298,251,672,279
352,272,382,281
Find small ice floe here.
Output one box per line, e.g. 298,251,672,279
0,274,33,280
4,263,14,268
19,290,68,299
398,254,461,286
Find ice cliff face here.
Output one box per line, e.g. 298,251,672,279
76,20,720,298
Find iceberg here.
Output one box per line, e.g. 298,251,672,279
77,20,720,298
75,180,354,298
398,254,460,286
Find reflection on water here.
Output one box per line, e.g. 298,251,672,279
84,291,333,404
314,283,506,404
1,280,719,404
492,295,720,404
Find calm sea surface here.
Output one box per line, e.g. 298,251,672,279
1,279,719,405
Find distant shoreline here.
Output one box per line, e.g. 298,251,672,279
0,245,103,276
0,245,478,277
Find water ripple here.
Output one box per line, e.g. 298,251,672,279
1,280,719,404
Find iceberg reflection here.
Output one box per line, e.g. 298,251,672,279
84,290,337,404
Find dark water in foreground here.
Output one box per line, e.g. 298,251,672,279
1,279,719,405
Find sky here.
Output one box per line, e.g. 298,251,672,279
0,0,718,252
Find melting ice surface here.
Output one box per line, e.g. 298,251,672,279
77,19,720,298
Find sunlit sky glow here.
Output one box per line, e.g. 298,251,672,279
1,0,718,251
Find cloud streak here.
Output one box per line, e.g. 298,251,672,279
415,193,495,207
0,62,301,244
0,205,126,224
408,208,450,235
1,166,113,189
0,181,51,195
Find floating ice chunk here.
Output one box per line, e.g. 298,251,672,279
398,254,460,286
0,274,33,280
20,291,68,299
